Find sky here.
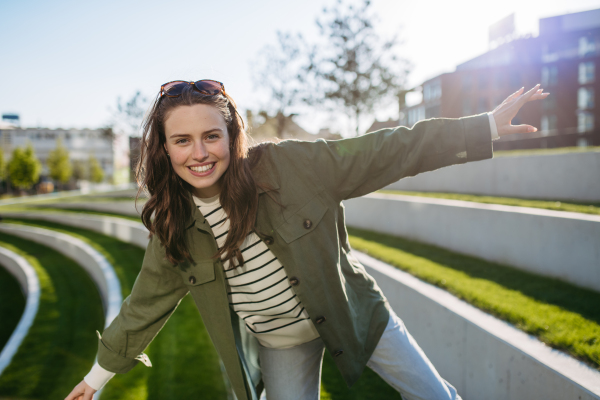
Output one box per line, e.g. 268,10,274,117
1,0,599,136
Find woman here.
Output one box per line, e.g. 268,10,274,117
66,80,548,400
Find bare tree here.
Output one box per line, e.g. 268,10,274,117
307,0,411,135
112,91,149,137
251,32,309,138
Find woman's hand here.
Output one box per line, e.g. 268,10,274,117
491,84,550,137
65,380,97,400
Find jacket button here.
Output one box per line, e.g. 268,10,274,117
264,236,274,245
189,276,196,284
333,350,344,357
315,316,326,324
303,219,312,229
289,277,300,286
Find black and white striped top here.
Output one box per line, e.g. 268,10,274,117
193,194,320,349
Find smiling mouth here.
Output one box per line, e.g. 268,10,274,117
188,163,215,173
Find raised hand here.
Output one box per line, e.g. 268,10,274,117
491,84,550,137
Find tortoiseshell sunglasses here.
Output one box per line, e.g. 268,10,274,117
159,80,225,97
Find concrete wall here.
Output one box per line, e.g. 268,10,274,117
5,211,600,399
385,150,600,202
344,193,600,292
358,252,600,400
5,212,149,247
0,223,122,326
30,202,142,217
0,247,40,376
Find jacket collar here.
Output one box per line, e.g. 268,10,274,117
184,167,280,231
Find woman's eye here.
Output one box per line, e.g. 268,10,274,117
176,138,189,144
207,134,219,140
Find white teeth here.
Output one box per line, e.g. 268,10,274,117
189,163,214,173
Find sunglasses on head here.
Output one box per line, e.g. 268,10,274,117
159,80,225,98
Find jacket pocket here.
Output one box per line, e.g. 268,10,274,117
180,260,216,286
276,195,328,243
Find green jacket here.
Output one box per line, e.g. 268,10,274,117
96,113,494,400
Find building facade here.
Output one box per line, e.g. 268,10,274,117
386,8,600,149
0,126,130,184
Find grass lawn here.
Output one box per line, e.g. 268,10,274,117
2,217,228,400
377,190,600,216
3,210,406,399
0,258,26,352
0,234,104,400
348,227,600,370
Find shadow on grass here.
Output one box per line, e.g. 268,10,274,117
320,352,402,400
0,261,26,351
3,217,227,400
0,234,104,400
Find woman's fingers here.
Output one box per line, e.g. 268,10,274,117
65,381,95,400
491,84,551,137
504,123,538,135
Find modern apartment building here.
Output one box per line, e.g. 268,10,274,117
384,8,600,149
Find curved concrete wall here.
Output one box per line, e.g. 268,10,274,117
357,251,600,400
385,150,600,201
32,202,143,217
0,247,40,376
0,224,122,326
4,212,148,248
344,193,600,292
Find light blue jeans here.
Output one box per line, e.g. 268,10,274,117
258,309,461,400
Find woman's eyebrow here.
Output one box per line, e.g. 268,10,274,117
168,128,223,139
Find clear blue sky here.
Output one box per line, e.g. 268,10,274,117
1,0,599,136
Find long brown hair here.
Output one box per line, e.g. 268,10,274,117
135,85,261,267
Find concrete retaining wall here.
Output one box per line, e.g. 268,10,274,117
0,247,40,376
344,193,600,292
31,201,143,217
6,211,600,399
4,212,149,248
385,150,600,201
357,251,600,400
0,224,122,326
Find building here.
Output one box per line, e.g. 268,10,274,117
0,126,130,184
371,8,600,149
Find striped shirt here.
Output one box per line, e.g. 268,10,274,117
193,194,320,349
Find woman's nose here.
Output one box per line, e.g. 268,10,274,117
192,141,208,160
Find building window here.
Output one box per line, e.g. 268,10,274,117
579,62,595,84
578,112,594,132
577,138,589,147
542,95,556,111
462,75,472,90
423,82,441,102
579,36,595,57
477,98,488,113
509,71,520,89
494,74,504,89
578,87,595,109
462,99,472,116
408,106,425,126
540,115,557,136
478,74,488,89
541,66,558,86
425,105,440,119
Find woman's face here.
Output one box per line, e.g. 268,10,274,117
163,104,231,198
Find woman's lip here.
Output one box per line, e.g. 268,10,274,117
188,163,216,177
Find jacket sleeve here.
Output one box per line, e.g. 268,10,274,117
96,234,190,373
282,112,493,202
